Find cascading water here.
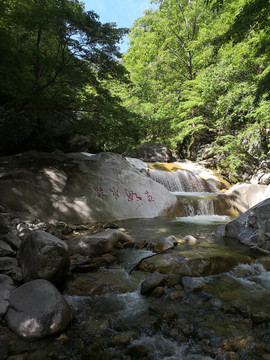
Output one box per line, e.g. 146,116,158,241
149,166,223,217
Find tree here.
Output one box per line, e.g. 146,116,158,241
123,0,212,148
0,0,131,154
122,0,269,181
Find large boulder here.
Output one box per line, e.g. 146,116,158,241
213,198,270,251
125,143,174,163
17,230,70,284
5,279,72,339
221,183,268,213
68,229,134,257
0,151,177,223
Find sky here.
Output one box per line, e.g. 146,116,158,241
82,0,158,53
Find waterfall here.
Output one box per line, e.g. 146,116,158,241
149,168,219,193
149,168,222,216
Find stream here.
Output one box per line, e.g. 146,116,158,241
61,173,270,359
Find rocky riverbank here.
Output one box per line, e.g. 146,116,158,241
1,207,270,359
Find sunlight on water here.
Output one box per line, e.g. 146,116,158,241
172,215,230,224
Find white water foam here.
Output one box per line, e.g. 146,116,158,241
229,263,270,293
172,215,230,225
131,335,213,360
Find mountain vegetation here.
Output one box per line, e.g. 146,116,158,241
0,0,138,154
0,0,269,181
120,0,270,181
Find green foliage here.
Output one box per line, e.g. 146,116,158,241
0,0,130,154
1,0,269,178
121,0,270,181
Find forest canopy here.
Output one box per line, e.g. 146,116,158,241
0,0,137,154
120,0,270,181
0,0,269,181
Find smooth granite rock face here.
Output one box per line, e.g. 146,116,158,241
222,183,268,213
5,279,72,339
0,151,177,223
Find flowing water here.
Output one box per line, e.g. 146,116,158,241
148,165,232,217
63,214,270,359
63,164,270,359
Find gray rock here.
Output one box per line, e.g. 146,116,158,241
0,274,16,317
184,235,198,245
69,229,134,257
5,279,72,339
152,237,174,253
0,298,9,317
125,157,149,171
0,257,18,272
17,230,70,284
0,274,16,293
0,232,21,250
141,271,165,295
11,267,23,282
213,198,270,251
0,240,16,257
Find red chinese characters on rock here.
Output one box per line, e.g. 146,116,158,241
125,189,142,202
110,187,120,200
93,185,155,203
93,186,108,198
145,190,155,202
